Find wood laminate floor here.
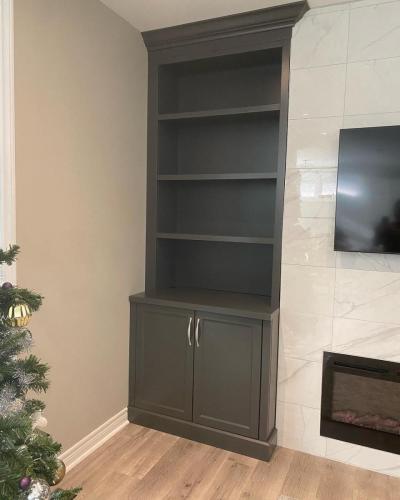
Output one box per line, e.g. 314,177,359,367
62,423,400,500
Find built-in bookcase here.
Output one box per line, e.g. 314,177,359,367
132,2,308,461
145,25,290,314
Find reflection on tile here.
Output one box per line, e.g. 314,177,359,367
349,0,386,8
326,438,400,477
308,0,350,12
280,311,332,362
291,10,349,69
348,2,400,62
277,402,327,457
281,264,335,317
289,65,346,119
343,112,400,129
283,217,335,267
336,250,400,273
278,357,322,409
332,317,400,362
287,117,341,169
284,169,337,219
345,58,400,115
334,268,400,324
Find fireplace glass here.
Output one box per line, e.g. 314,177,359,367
332,372,400,434
321,352,400,454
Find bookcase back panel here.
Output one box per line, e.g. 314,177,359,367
159,49,282,114
158,180,276,238
158,114,279,175
157,239,272,297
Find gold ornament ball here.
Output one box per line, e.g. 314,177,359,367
51,458,66,486
7,302,32,327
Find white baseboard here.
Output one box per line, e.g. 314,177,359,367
60,408,128,471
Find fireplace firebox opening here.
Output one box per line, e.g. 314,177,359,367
321,352,400,455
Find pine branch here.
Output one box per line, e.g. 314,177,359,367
0,462,21,499
24,399,46,415
50,487,82,499
0,413,76,497
0,246,81,496
0,412,32,449
16,355,50,393
28,429,62,482
0,356,49,401
0,286,43,314
0,327,32,361
0,245,19,266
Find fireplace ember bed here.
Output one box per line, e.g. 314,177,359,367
321,352,400,455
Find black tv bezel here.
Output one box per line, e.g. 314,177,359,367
334,124,400,255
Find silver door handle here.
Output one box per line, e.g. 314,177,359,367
187,317,193,347
195,318,200,347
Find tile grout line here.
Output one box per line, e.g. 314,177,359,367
350,0,400,11
305,0,400,15
286,166,338,171
291,53,400,72
283,260,400,275
277,398,321,412
331,0,352,371
289,110,400,121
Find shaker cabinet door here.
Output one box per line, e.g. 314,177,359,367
134,304,194,421
193,312,262,438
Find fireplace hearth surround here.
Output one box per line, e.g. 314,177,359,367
321,352,400,455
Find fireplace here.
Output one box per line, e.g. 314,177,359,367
321,352,400,455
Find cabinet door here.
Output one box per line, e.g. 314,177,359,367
134,304,194,421
193,312,262,438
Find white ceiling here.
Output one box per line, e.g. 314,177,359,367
99,0,351,32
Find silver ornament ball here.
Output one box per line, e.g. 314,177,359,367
31,410,48,430
24,478,50,500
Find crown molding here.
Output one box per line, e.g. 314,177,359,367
142,2,309,51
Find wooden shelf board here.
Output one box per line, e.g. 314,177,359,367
158,173,277,181
130,288,274,320
157,233,274,245
158,104,280,121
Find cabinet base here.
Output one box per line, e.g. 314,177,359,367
128,406,277,461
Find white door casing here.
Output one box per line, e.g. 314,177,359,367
0,0,16,283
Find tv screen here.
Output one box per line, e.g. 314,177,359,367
335,125,400,254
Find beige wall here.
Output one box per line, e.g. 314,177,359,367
14,0,147,449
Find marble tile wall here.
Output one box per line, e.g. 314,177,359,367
278,0,400,477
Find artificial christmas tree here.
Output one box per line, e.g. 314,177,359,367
0,245,80,499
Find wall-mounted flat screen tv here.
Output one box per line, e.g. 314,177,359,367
335,125,400,254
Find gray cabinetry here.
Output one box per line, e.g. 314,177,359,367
193,312,262,438
134,305,194,420
129,1,308,461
